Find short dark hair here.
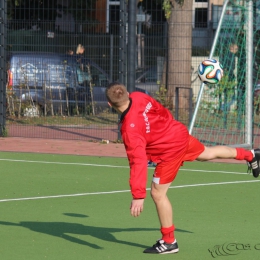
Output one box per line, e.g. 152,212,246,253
106,82,129,108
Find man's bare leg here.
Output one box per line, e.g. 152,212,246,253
197,146,237,161
197,146,260,178
143,181,179,254
150,182,173,227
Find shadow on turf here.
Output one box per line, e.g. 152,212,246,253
63,213,89,218
0,220,192,249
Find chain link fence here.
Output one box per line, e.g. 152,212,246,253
1,0,216,142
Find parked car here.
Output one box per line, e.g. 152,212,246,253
7,52,150,117
7,52,111,116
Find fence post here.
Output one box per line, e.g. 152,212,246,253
109,34,113,82
0,0,6,136
175,88,179,121
119,0,127,85
118,0,127,140
127,0,136,93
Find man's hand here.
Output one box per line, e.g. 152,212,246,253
130,199,144,217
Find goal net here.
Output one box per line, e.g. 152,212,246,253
190,0,260,148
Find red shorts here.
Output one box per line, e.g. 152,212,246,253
152,135,205,184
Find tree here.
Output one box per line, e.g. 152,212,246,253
164,0,193,117
140,0,193,119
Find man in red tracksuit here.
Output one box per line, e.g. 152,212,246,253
105,82,260,254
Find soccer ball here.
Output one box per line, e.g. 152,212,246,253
198,59,223,84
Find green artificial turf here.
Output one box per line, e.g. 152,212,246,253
0,151,259,260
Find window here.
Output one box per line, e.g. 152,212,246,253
76,66,90,86
193,0,208,28
195,8,208,28
106,0,120,33
76,63,109,87
109,5,120,34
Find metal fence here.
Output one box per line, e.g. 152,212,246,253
1,0,215,142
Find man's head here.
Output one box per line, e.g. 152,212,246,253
106,82,129,110
76,44,85,55
229,43,238,54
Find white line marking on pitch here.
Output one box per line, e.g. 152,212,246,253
0,179,258,203
0,158,248,175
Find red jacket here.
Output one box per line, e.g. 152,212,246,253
120,92,189,199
